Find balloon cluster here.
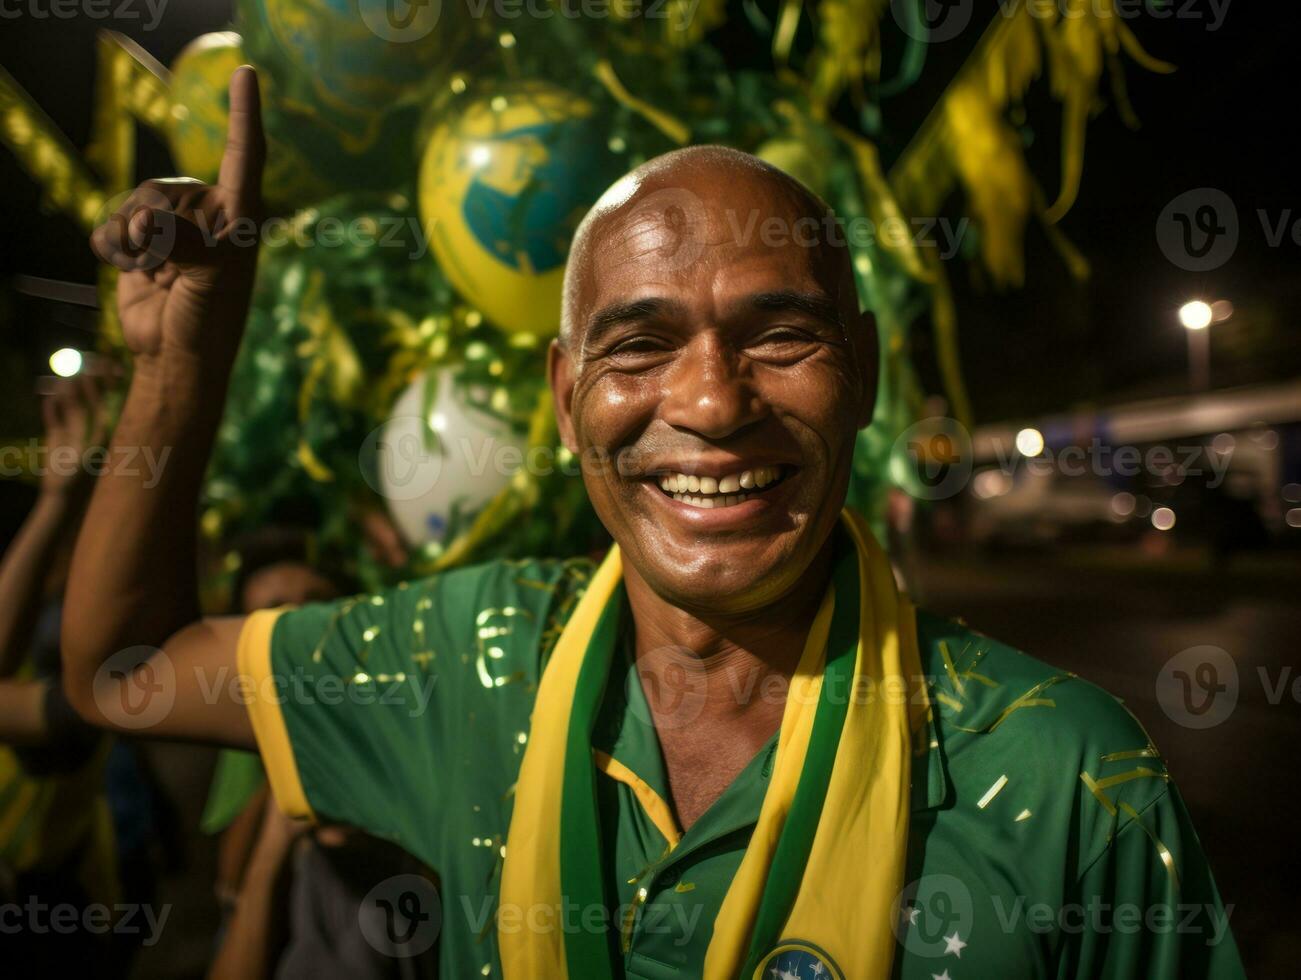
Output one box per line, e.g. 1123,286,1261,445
159,2,930,583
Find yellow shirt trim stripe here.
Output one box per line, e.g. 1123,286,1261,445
593,749,682,849
237,607,314,822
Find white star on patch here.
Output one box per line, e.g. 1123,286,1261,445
943,932,968,958
932,971,952,980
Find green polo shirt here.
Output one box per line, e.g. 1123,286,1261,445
239,556,1244,979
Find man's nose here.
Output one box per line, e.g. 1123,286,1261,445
659,334,764,440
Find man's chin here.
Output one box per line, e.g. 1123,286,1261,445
623,521,815,616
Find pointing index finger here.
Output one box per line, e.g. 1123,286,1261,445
218,65,266,214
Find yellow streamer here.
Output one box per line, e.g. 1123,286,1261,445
591,59,690,146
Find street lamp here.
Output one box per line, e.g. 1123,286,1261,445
1178,300,1213,330
1178,300,1214,391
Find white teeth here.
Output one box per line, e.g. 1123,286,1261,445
660,463,780,497
658,465,785,505
672,492,754,509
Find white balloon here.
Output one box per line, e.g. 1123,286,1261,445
367,368,522,547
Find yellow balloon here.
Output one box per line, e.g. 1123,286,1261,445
418,83,620,337
168,32,244,183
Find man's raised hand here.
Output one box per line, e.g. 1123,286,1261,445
90,67,266,363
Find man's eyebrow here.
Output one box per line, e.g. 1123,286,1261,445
745,290,845,329
584,297,684,345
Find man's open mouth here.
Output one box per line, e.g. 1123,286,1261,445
652,465,792,509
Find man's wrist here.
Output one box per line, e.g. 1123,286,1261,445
127,348,234,432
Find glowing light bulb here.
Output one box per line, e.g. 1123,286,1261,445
1179,300,1213,331
49,348,82,377
1015,427,1044,457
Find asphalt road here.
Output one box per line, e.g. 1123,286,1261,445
913,548,1301,978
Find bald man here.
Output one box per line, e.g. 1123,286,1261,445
64,69,1243,980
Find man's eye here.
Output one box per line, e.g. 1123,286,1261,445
748,329,819,357
609,336,672,356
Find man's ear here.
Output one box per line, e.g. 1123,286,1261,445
548,339,579,453
855,308,879,429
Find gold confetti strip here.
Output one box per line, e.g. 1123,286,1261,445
1091,766,1170,794
1080,766,1170,817
513,577,557,591
1080,774,1116,820
976,774,1009,809
938,639,966,696
961,669,999,689
1014,809,1033,822
674,882,696,894
950,674,1074,734
1101,746,1160,763
1118,801,1181,894
935,691,964,713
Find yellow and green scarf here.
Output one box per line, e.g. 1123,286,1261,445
500,509,928,979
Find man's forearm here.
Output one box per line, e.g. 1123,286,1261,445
62,351,230,698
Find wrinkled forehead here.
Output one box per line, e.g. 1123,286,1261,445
563,166,851,343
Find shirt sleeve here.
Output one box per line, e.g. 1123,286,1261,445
237,576,457,856
236,557,593,868
1056,782,1245,979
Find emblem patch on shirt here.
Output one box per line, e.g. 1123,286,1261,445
755,941,844,980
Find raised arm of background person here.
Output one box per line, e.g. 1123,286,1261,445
0,376,107,677
62,68,267,747
207,792,307,980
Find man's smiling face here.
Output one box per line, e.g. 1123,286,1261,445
550,148,876,615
